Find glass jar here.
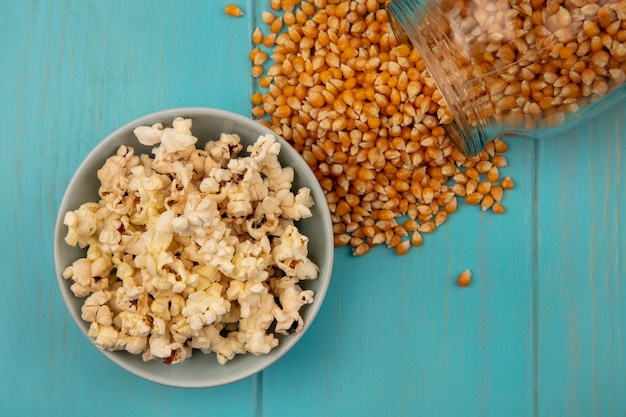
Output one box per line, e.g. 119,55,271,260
386,0,626,155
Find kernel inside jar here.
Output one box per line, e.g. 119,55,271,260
406,0,626,135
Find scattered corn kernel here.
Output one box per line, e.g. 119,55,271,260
490,184,503,203
262,33,277,48
395,240,411,255
465,192,483,205
334,233,351,247
224,4,244,17
262,11,275,24
419,221,436,234
269,0,281,11
270,17,284,33
494,139,508,153
481,195,494,211
492,203,506,214
457,269,472,287
252,27,263,44
353,243,371,256
411,231,423,247
251,65,264,78
501,176,515,190
476,181,492,195
486,167,500,183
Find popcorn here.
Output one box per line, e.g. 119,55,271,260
81,290,113,326
191,324,245,365
181,283,230,330
88,322,120,350
118,311,152,337
272,225,319,280
62,118,319,364
270,277,314,335
63,258,109,297
133,122,164,146
63,203,101,248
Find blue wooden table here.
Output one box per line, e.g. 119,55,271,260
2,1,625,416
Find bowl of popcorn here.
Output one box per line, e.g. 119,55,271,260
54,107,334,388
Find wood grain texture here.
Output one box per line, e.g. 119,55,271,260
0,0,257,415
261,138,536,417
2,0,626,416
537,105,626,417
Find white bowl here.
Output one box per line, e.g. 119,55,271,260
54,107,334,388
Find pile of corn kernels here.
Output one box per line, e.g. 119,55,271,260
248,0,515,256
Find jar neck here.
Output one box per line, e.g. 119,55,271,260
387,0,491,156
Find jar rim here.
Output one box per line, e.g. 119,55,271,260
386,0,487,155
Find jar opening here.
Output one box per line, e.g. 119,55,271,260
387,0,487,155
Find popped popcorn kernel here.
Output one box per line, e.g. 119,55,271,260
63,117,319,364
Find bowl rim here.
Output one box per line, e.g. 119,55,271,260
54,106,334,388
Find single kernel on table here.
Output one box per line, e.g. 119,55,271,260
501,176,515,190
224,4,244,17
457,269,472,287
492,203,506,214
395,240,411,256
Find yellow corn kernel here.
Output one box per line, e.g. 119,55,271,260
494,139,508,153
251,65,264,78
466,167,480,180
353,243,371,256
251,91,262,105
492,203,505,214
224,4,244,17
252,27,263,44
476,181,492,195
501,176,515,190
419,221,436,233
410,231,423,247
395,240,411,255
262,11,275,25
465,192,483,205
486,167,500,183
445,197,458,214
259,76,272,88
476,160,493,174
490,185,504,203
491,155,507,168
457,269,472,287
251,106,266,118
262,33,277,48
481,195,494,211
273,104,292,118
334,233,351,247
270,17,283,34
434,211,447,227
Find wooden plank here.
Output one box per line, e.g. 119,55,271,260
260,135,537,416
0,0,259,414
246,2,537,414
537,105,626,417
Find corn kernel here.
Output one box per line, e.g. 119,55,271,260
501,176,515,190
457,269,472,287
492,203,505,214
465,192,483,205
252,27,263,44
224,4,244,17
395,240,410,255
